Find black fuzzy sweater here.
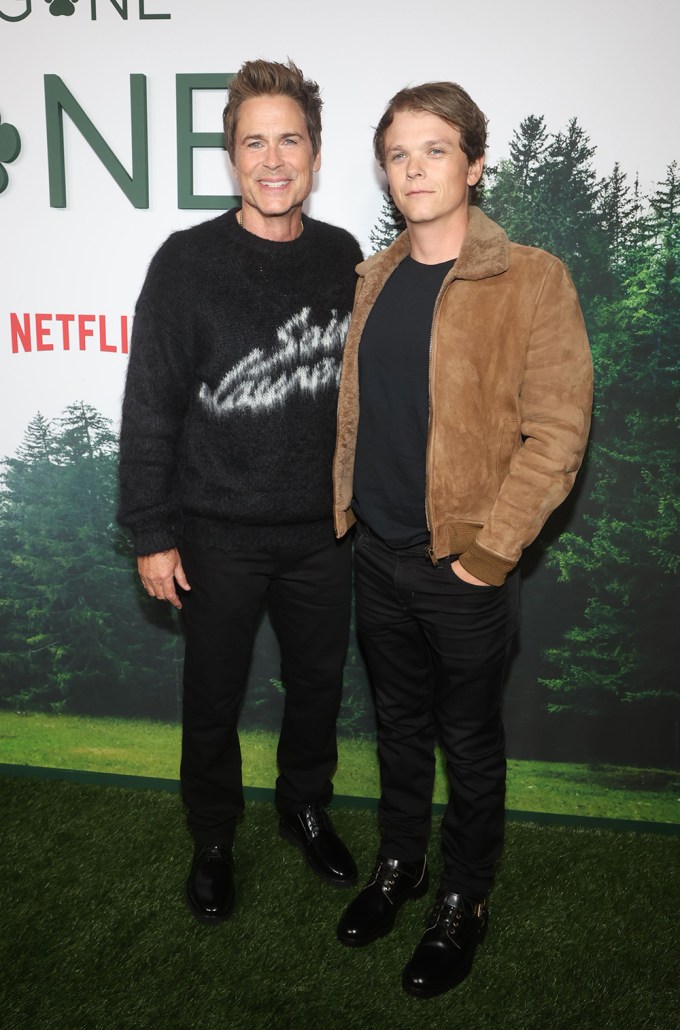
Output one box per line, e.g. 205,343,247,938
118,210,362,555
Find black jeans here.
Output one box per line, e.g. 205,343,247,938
354,522,518,897
178,534,352,846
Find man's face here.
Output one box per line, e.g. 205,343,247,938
231,94,320,236
383,109,483,232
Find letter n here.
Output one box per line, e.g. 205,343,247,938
44,74,149,209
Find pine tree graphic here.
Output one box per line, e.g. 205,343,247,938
369,190,406,253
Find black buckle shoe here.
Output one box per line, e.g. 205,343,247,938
279,803,357,887
337,855,429,947
185,843,235,926
402,892,488,997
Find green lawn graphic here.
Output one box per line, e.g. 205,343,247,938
1,712,678,823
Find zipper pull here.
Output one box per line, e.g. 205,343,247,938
426,547,439,567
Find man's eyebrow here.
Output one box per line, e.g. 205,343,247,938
240,131,305,143
387,137,452,151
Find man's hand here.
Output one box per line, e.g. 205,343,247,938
451,559,491,587
138,548,191,610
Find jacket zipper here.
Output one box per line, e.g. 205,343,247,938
425,274,455,566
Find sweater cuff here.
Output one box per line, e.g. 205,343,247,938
133,526,177,558
458,542,516,587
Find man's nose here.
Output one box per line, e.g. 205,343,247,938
406,156,424,178
263,145,284,168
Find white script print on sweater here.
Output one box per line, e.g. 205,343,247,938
199,307,351,415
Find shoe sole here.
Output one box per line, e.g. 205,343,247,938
184,880,235,926
279,823,358,888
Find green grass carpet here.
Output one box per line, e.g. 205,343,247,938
1,776,678,1030
2,711,679,822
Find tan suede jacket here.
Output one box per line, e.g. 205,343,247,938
333,207,593,586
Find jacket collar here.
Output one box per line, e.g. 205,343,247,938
357,206,509,284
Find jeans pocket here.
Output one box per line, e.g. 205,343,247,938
445,556,497,590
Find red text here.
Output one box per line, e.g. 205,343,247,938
10,313,131,354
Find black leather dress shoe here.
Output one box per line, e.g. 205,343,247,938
337,855,429,946
279,803,357,887
402,892,488,997
185,843,235,926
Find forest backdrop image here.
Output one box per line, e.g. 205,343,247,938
1,114,678,821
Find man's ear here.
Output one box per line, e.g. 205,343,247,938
313,148,322,174
467,154,484,187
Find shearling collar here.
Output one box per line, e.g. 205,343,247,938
357,205,509,284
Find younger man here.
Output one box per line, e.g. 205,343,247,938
333,82,592,996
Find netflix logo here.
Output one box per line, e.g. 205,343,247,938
10,312,131,354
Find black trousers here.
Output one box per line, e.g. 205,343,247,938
354,522,518,897
178,534,352,846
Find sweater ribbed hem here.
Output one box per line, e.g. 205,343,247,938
179,514,335,553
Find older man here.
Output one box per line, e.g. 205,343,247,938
119,59,361,924
334,81,592,996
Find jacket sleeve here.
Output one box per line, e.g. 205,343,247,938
117,240,193,556
460,258,593,585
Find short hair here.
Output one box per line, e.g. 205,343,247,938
223,59,322,161
373,82,488,202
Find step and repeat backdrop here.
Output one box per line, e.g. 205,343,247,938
2,0,678,823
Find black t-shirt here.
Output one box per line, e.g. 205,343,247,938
353,255,454,547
